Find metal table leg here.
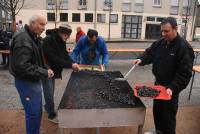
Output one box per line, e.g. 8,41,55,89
188,71,196,100
188,51,199,100
96,127,100,134
138,125,143,134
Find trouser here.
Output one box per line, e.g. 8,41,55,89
1,54,8,64
15,79,43,134
153,96,178,134
42,78,56,117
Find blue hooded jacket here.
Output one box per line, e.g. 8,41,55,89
71,36,109,66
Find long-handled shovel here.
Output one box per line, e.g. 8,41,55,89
115,64,136,81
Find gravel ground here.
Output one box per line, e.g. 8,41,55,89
0,41,200,109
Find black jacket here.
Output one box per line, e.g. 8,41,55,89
43,29,72,78
139,34,193,95
0,31,10,50
9,25,48,81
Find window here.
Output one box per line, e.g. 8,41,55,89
183,0,189,7
170,7,179,15
60,13,68,22
47,0,68,10
157,17,165,22
79,0,86,5
153,0,161,7
104,0,113,6
47,13,55,21
2,10,5,18
170,0,179,15
182,7,190,16
122,3,131,12
104,0,113,10
97,14,106,23
47,0,56,9
135,0,143,4
147,17,156,22
170,0,179,6
134,0,143,13
85,13,93,22
121,15,142,39
110,14,118,23
123,0,130,3
60,0,68,9
72,13,80,22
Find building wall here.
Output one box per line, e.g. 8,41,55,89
15,0,196,41
144,0,170,15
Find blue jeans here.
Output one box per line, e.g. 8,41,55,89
15,79,42,134
42,78,55,117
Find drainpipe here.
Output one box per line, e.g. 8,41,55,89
183,0,190,39
94,0,97,29
108,0,112,40
191,0,198,40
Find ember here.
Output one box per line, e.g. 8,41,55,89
59,71,143,109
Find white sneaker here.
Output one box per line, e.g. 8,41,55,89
144,128,157,134
48,115,59,124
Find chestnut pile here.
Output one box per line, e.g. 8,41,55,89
136,86,160,97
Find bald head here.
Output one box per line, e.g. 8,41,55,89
29,14,47,35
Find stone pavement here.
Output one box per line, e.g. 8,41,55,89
1,41,200,109
0,41,200,134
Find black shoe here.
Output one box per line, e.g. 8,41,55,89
48,115,58,124
0,62,6,65
48,113,58,124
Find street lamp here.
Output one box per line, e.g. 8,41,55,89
191,0,200,40
183,0,190,39
108,0,112,40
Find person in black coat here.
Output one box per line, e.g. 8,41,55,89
42,24,79,123
0,31,10,65
134,17,193,134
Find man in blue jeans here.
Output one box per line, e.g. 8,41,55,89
9,15,54,134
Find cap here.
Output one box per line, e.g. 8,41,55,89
58,23,72,35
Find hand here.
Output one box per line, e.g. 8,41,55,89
48,69,54,78
67,47,71,53
133,59,142,66
166,88,173,96
100,64,105,71
72,63,80,72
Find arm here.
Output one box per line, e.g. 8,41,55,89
167,46,193,94
100,39,109,67
70,40,82,63
138,41,158,66
43,37,72,68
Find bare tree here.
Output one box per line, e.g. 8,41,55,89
0,0,25,32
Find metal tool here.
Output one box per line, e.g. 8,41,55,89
115,64,136,81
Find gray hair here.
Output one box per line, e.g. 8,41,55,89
29,14,43,25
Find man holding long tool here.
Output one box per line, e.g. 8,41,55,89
133,17,194,134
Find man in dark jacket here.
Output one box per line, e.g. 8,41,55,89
42,24,79,123
134,17,193,134
9,15,54,134
0,31,10,65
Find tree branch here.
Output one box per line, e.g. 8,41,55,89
15,0,25,15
